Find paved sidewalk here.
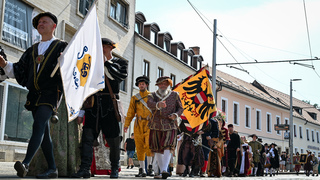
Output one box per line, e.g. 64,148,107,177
0,162,319,179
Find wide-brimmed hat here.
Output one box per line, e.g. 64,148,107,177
32,12,57,29
102,38,116,49
135,75,150,86
264,143,269,146
249,134,258,138
270,143,277,147
155,76,173,87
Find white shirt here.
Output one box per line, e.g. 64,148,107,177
0,36,56,80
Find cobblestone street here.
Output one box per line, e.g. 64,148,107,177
1,162,319,180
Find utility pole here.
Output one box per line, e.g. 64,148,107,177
212,19,217,104
290,79,301,172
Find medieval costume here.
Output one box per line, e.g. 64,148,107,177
27,99,80,177
0,12,67,178
293,153,301,175
72,38,128,178
226,124,241,177
205,110,224,177
124,76,154,177
239,138,251,176
248,134,262,176
220,120,230,175
178,133,204,177
304,151,312,176
175,134,185,176
267,143,279,177
147,76,183,179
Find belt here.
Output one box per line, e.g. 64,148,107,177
136,116,151,121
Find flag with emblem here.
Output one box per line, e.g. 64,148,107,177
59,3,104,122
173,67,217,131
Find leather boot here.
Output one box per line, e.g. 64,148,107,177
135,168,146,177
147,165,154,176
72,169,91,178
110,167,119,178
106,136,121,178
183,167,189,177
72,128,95,178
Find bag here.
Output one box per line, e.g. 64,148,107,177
112,98,125,123
83,95,94,109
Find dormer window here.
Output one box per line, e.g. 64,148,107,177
177,48,182,60
188,55,192,66
307,112,317,120
197,60,201,70
150,30,156,44
293,106,302,115
135,22,141,34
164,40,170,52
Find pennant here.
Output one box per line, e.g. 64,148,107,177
174,68,217,129
59,3,104,121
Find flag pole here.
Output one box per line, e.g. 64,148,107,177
50,0,99,78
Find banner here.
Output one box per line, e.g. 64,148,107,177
174,68,217,130
59,3,104,121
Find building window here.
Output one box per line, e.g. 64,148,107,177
233,102,239,125
157,67,163,78
276,116,281,135
301,149,304,154
299,126,303,139
110,0,128,28
245,106,251,128
312,130,315,142
317,132,319,143
221,97,228,123
294,124,297,137
79,0,94,16
135,22,141,34
306,129,310,141
119,79,126,92
187,55,192,66
295,148,298,154
143,60,150,78
170,74,176,87
2,0,35,49
267,113,271,133
177,48,182,60
4,85,33,142
256,109,261,130
164,40,170,52
150,30,156,44
197,60,201,70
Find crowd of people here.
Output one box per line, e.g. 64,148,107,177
1,11,320,179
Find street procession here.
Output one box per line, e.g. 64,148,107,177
0,0,320,179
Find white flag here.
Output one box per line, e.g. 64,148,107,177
59,3,104,122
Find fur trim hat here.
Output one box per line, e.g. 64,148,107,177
155,76,173,87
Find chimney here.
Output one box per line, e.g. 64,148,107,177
190,46,200,55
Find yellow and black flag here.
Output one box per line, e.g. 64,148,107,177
173,67,217,132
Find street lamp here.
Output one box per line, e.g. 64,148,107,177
289,79,301,172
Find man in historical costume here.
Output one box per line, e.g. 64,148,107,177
178,124,209,177
219,114,230,175
0,12,67,178
248,134,262,176
206,111,225,177
147,76,183,179
304,150,313,176
226,124,241,177
72,38,128,179
267,143,279,177
123,75,154,177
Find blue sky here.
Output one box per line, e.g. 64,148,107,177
136,0,320,105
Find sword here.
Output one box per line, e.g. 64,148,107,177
192,138,214,152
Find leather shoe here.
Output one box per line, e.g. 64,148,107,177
110,168,118,178
36,169,58,179
71,169,91,178
14,161,28,178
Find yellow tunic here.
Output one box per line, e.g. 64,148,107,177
124,90,153,161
